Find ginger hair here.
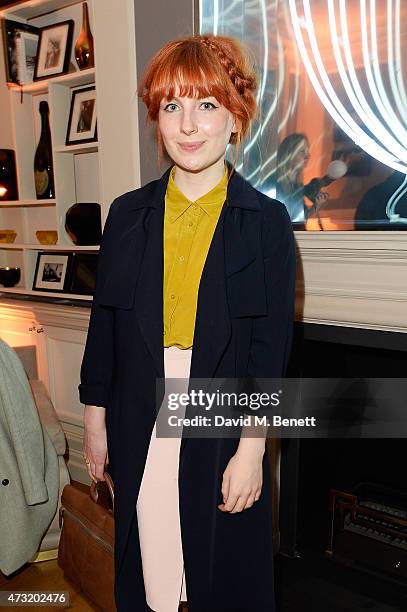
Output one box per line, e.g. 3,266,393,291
137,34,259,176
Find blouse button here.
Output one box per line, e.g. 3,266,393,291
170,293,175,300
2,478,9,486
179,256,184,262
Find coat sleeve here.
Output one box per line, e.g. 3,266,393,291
247,201,296,380
78,197,121,408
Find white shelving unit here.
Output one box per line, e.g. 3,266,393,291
0,0,139,485
0,0,140,301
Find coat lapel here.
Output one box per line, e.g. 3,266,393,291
97,167,170,379
190,163,268,377
135,208,165,380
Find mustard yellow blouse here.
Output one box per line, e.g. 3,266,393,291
163,163,229,349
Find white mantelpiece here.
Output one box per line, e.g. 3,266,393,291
295,231,407,334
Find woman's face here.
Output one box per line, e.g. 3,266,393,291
291,139,310,173
158,91,237,173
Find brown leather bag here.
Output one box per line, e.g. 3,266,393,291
58,472,116,612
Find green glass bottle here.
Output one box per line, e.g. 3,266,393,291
34,101,55,200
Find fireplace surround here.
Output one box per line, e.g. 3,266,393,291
279,320,407,586
277,228,407,589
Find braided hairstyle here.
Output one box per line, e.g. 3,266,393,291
198,35,257,98
137,34,259,172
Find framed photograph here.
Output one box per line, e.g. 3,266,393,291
15,30,39,84
34,19,74,81
32,251,73,293
65,86,97,145
68,252,98,295
2,19,39,84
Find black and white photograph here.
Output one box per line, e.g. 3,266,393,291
66,86,97,145
32,251,72,292
44,36,61,69
33,20,74,80
42,262,63,282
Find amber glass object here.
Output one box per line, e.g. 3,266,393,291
75,2,94,69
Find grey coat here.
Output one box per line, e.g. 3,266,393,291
0,339,59,575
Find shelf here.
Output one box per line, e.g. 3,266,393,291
1,0,88,20
54,142,99,154
49,68,96,88
7,68,96,94
0,243,100,251
8,80,48,94
0,286,92,301
0,199,56,207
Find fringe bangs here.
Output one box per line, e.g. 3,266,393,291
146,43,233,119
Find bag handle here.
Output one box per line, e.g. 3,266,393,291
90,471,114,512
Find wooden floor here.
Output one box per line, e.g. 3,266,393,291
0,558,97,611
0,561,189,611
0,480,98,611
0,477,188,612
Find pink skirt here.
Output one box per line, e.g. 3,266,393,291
136,345,192,612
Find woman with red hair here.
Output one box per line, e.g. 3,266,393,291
80,34,296,612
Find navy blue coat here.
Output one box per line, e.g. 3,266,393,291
79,161,296,612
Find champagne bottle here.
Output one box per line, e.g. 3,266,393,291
34,101,55,199
75,2,95,69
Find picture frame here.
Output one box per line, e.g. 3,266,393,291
1,19,39,84
68,252,99,295
33,19,74,81
32,251,73,293
14,30,39,84
65,85,97,145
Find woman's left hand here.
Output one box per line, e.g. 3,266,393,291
218,443,264,513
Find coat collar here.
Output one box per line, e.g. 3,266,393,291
127,160,261,212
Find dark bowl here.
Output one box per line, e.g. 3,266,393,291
0,266,21,287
